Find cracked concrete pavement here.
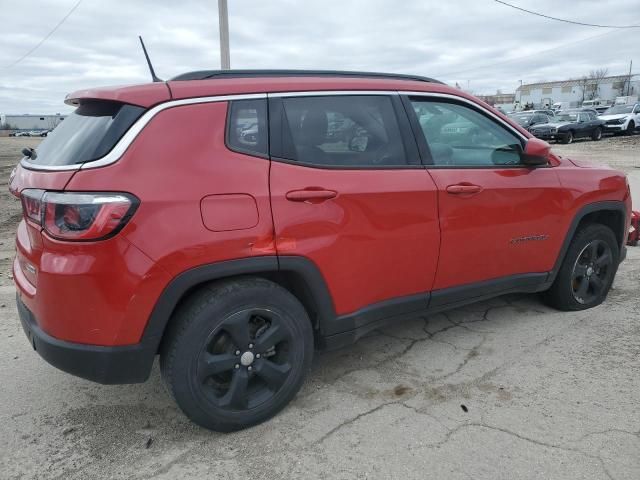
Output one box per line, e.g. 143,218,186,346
1,136,639,479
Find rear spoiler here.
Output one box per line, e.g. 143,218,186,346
65,83,171,108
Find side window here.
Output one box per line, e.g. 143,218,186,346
278,95,407,167
227,99,268,157
410,99,523,167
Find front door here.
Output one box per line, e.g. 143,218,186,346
405,95,567,291
268,93,440,322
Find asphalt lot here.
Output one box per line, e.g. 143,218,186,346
0,135,639,479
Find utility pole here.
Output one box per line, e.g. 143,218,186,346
218,0,230,70
627,59,633,96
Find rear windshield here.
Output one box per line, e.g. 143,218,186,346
32,100,145,166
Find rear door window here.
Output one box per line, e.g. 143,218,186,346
276,95,408,167
227,99,268,157
32,101,144,166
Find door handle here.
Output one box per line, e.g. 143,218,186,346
445,184,483,194
285,189,338,202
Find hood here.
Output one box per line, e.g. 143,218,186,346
531,121,570,129
598,114,629,121
567,158,612,169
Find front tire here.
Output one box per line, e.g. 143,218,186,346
591,127,602,141
160,278,314,432
626,121,635,135
542,224,618,311
561,131,574,144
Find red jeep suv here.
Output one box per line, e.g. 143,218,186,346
11,70,631,431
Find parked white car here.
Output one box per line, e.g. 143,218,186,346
598,103,640,135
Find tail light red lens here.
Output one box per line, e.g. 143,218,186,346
20,190,138,241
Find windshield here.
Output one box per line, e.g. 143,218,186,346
32,101,144,166
508,113,534,125
604,105,634,115
554,114,578,122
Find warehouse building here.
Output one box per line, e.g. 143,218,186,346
516,74,638,109
0,113,66,131
476,92,516,107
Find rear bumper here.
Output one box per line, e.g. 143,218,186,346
17,293,156,384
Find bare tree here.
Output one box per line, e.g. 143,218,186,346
588,68,609,100
578,76,590,103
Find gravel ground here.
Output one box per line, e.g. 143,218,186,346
551,133,640,172
0,135,638,480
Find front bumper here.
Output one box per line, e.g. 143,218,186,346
531,131,560,140
17,293,156,384
603,124,626,132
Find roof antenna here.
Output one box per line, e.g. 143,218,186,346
138,36,162,82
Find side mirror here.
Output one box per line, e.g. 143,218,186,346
521,138,550,166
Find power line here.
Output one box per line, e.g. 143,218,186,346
493,0,640,28
435,28,622,78
3,0,83,69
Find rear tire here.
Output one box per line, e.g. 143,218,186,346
542,224,618,311
591,127,602,141
160,278,314,432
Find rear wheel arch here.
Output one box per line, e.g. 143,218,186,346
145,256,337,354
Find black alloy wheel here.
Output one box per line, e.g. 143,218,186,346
571,239,613,304
541,223,618,311
196,307,295,411
160,278,314,431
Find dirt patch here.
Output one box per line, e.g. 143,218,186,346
551,133,640,172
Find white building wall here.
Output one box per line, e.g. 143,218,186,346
518,78,639,108
1,115,66,130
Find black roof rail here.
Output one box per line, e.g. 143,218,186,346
170,69,444,85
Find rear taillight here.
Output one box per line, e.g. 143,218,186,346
21,189,45,224
20,190,138,241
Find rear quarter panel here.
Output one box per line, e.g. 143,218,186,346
63,101,275,342
65,101,275,275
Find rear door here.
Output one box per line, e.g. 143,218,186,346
403,94,566,294
268,93,440,327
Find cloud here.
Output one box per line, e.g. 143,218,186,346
0,0,637,113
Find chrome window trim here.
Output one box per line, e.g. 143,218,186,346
268,90,397,98
20,93,268,172
402,91,528,142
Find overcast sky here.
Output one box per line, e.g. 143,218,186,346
1,0,637,114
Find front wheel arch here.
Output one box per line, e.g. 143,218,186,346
548,202,627,285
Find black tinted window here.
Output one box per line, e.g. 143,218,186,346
279,95,407,167
227,99,268,157
33,101,144,166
